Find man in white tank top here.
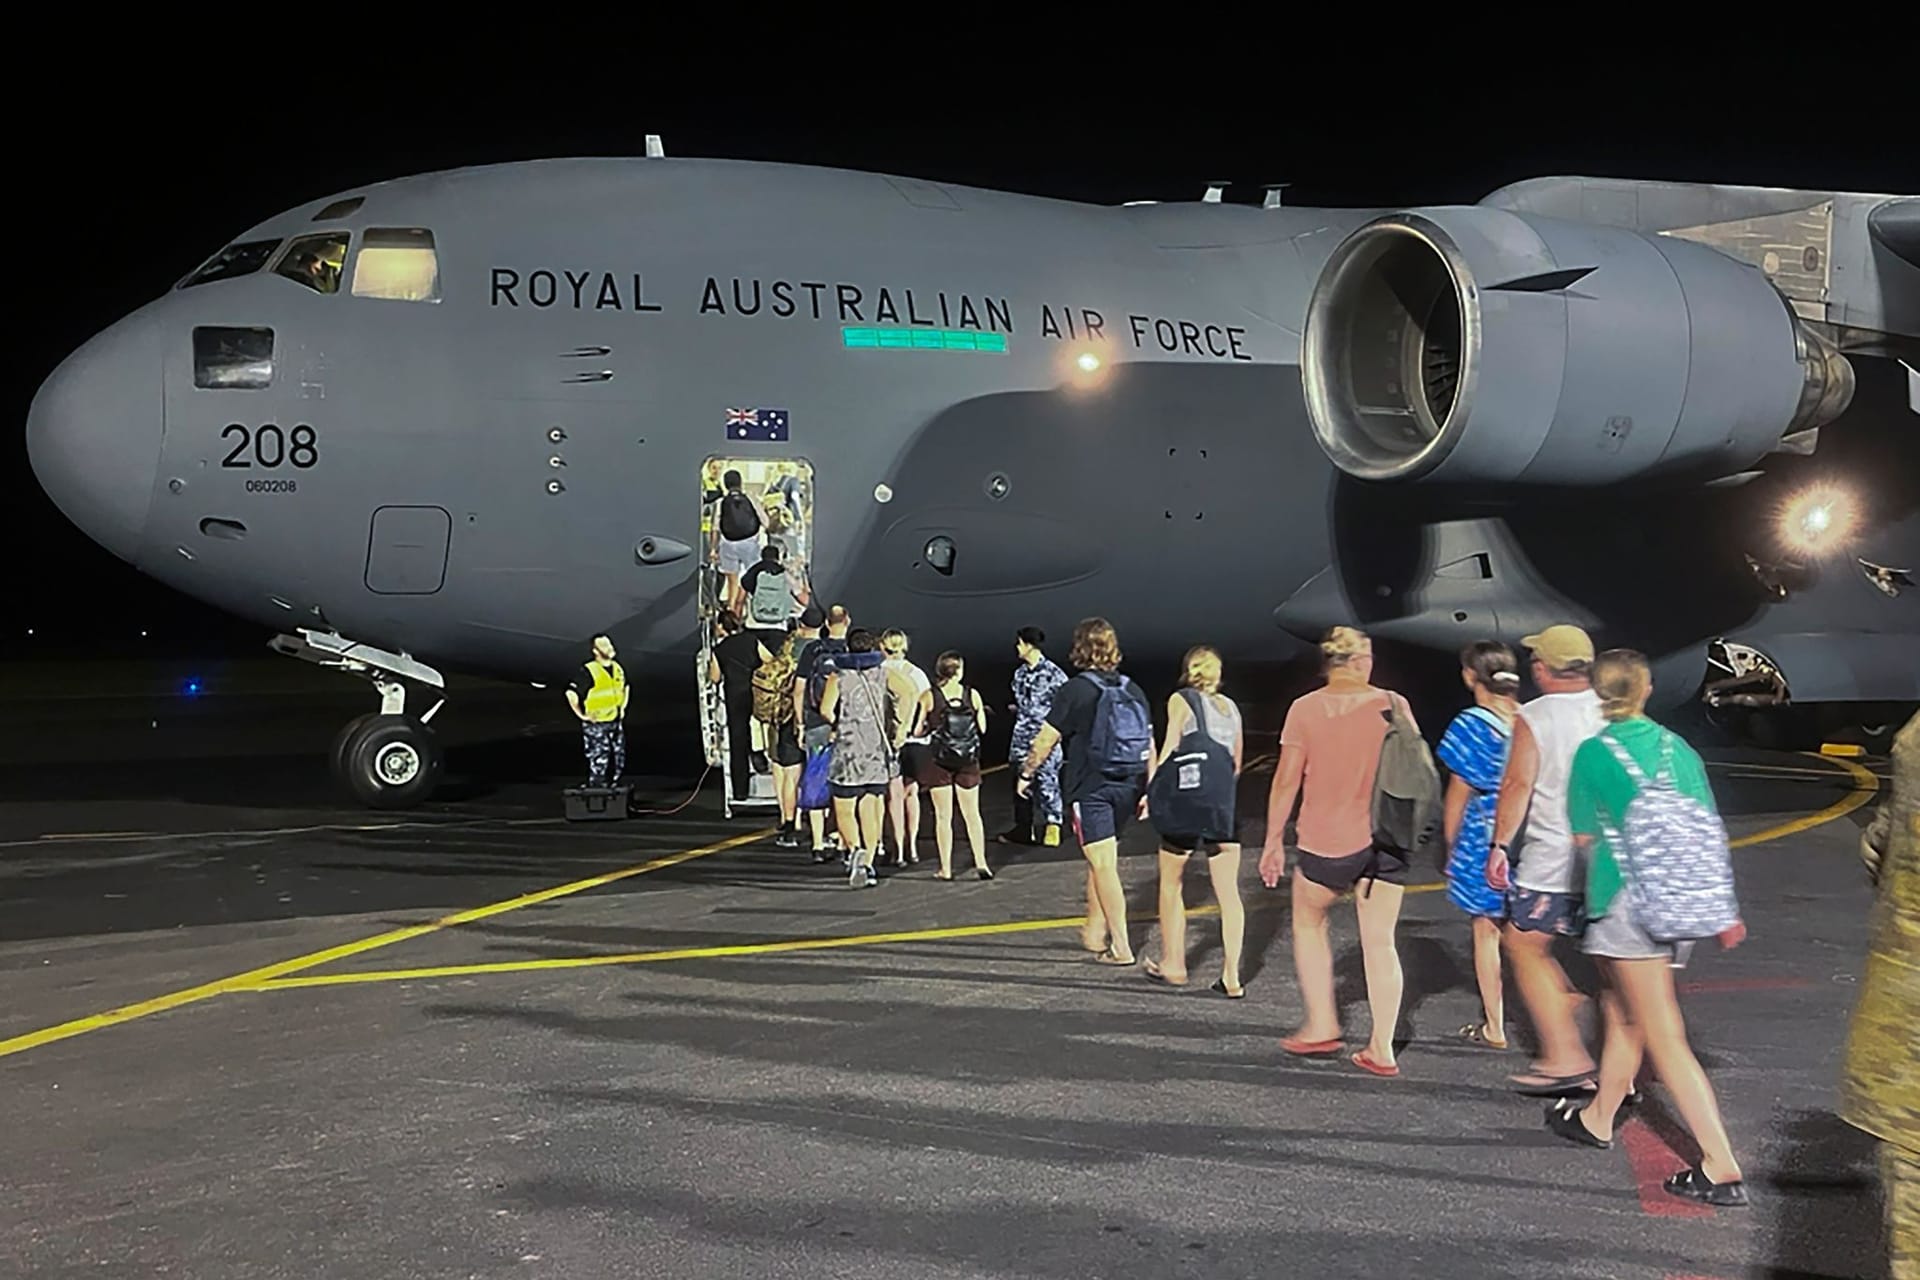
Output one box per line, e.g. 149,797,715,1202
1488,625,1606,1094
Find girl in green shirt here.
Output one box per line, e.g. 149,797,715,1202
1545,649,1751,1209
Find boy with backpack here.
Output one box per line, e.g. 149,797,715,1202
752,624,804,848
712,470,763,614
1019,618,1154,966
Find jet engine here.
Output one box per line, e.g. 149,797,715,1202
1300,207,1855,485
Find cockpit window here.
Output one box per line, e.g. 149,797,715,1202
193,327,274,390
179,239,281,289
352,228,440,302
273,232,350,294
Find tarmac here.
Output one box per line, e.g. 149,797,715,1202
0,660,1897,1279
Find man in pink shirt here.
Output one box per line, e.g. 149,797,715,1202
1260,626,1415,1077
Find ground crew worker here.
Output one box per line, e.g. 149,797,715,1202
565,635,629,787
1843,710,1919,1276
1003,627,1067,846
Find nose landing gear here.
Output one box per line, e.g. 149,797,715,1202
273,629,446,809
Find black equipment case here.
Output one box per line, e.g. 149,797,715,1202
563,785,631,821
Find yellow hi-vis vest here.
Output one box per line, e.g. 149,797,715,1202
583,660,626,721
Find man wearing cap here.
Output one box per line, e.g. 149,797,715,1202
1488,624,1607,1094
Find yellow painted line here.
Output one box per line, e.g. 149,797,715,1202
243,882,1451,991
1819,742,1866,758
1729,752,1878,848
0,828,770,1061
246,913,1097,989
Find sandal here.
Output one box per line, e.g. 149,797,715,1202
1510,1072,1598,1097
1093,948,1137,967
1280,1035,1344,1058
1456,1022,1510,1050
1350,1049,1400,1078
1663,1166,1750,1208
1544,1099,1611,1149
1143,960,1188,987
1210,979,1246,1000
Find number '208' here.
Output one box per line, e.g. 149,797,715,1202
221,423,318,469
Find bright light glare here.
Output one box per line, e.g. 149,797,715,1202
1075,351,1102,373
1778,484,1859,557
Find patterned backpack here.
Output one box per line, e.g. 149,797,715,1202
1598,729,1740,941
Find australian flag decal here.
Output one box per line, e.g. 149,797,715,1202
725,407,790,442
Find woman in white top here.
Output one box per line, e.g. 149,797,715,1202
1144,647,1246,997
880,629,932,866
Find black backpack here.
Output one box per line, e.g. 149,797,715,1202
718,491,761,541
932,686,981,770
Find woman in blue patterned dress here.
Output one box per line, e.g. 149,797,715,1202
1436,640,1522,1050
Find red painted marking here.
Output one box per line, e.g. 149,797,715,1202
1675,976,1814,994
1620,1118,1712,1219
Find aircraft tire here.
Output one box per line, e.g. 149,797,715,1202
329,713,377,784
340,714,442,809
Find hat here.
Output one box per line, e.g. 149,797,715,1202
1522,624,1595,671
799,603,826,629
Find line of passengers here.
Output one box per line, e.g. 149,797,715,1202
715,604,1752,1210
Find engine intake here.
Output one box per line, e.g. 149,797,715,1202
1301,207,1855,485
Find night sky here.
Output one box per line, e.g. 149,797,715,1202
7,63,1914,660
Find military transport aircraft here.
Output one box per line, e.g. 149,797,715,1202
25,139,1920,807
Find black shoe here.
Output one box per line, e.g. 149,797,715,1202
810,846,835,864
775,829,802,850
1663,1166,1749,1208
1544,1098,1611,1150
976,867,995,881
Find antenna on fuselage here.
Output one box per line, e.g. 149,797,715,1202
1202,181,1229,203
1263,183,1291,209
645,134,666,158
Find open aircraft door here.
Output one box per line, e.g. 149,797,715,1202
697,456,815,818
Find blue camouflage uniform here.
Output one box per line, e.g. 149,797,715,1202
1012,655,1067,826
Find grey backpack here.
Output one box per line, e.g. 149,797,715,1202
1598,730,1740,941
1371,693,1442,859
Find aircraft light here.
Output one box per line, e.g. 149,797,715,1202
1778,483,1860,557
874,484,894,504
183,678,203,696
1075,352,1102,373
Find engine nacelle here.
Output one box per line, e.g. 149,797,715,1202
1300,206,1855,485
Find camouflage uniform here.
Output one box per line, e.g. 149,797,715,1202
1011,656,1067,829
583,719,625,787
1843,712,1919,1279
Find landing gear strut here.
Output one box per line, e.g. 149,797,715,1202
272,629,446,809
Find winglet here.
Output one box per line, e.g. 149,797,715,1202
645,134,665,158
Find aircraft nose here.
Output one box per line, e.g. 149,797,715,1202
26,312,164,566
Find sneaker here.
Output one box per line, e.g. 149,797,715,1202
1043,824,1061,847
775,829,802,850
810,845,835,864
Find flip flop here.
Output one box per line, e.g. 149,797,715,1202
1210,979,1246,1000
1456,1022,1510,1050
1143,960,1189,987
1093,948,1137,966
1280,1036,1344,1058
1510,1072,1598,1097
1350,1049,1401,1078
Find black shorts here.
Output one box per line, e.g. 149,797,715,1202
918,754,982,790
831,781,888,800
1071,776,1144,846
772,721,804,768
898,742,933,783
1297,847,1408,893
1160,833,1239,857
